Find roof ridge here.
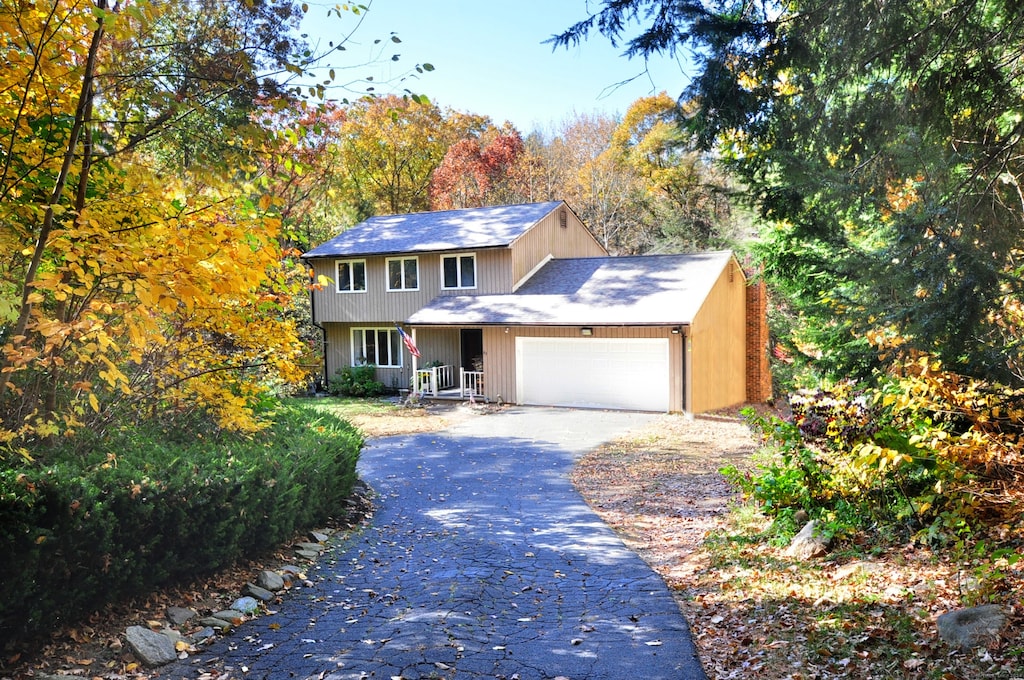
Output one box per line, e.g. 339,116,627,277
363,200,564,221
303,201,573,259
554,250,734,261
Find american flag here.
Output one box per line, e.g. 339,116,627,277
396,326,420,358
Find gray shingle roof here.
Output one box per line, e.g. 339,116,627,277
408,251,738,326
303,201,566,258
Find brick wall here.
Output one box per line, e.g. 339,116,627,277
745,279,773,403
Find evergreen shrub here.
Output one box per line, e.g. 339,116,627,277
0,401,363,646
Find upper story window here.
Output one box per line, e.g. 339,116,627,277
441,253,476,289
386,256,419,291
336,260,366,293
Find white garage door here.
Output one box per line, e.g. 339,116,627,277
516,337,670,412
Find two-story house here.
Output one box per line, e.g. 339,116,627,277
303,200,770,413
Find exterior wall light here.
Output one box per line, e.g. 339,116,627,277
580,327,593,336
671,327,681,334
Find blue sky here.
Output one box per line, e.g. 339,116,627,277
299,1,691,133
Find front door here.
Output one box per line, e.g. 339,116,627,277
460,329,483,371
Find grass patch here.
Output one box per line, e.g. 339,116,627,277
301,397,475,438
307,396,405,419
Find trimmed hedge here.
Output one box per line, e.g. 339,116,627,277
0,401,363,646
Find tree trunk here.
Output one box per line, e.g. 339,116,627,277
0,8,107,403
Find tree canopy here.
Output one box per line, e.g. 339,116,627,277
554,0,1024,384
429,123,525,211
609,93,735,252
0,0,403,450
333,95,489,217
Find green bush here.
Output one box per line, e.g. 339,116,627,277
0,401,363,647
328,365,385,397
731,379,1017,544
730,386,932,540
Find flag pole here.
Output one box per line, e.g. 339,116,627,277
411,327,419,397
397,324,421,398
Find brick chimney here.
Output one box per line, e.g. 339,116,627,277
745,278,773,403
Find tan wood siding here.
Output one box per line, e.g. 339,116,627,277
482,327,514,403
481,325,683,410
323,322,349,381
510,209,607,285
689,259,747,413
311,249,516,324
414,327,462,369
323,323,406,391
323,323,463,392
435,249,513,296
311,257,436,324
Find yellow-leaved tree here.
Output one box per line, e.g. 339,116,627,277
334,94,490,217
0,0,343,453
608,93,735,252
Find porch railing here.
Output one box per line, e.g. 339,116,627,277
415,365,454,396
460,368,484,398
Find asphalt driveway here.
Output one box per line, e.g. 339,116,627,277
163,407,707,679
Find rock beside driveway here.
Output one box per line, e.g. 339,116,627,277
125,625,177,667
937,604,1006,650
785,520,830,560
166,606,197,626
257,568,286,591
243,582,276,602
114,526,342,668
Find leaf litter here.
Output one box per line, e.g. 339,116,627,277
570,408,1023,680
4,402,1020,679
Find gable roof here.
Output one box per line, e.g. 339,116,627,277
303,201,567,259
408,251,740,326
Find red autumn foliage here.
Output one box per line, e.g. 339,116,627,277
430,129,524,210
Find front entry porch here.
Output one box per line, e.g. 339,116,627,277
414,364,484,400
404,326,485,402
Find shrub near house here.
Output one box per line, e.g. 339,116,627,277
330,365,386,397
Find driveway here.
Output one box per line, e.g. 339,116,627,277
162,407,707,679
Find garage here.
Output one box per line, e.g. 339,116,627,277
515,337,671,412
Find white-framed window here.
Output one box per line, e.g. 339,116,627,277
351,328,402,368
336,259,366,293
441,253,476,289
386,256,419,291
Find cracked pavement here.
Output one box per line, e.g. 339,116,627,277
160,407,708,680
